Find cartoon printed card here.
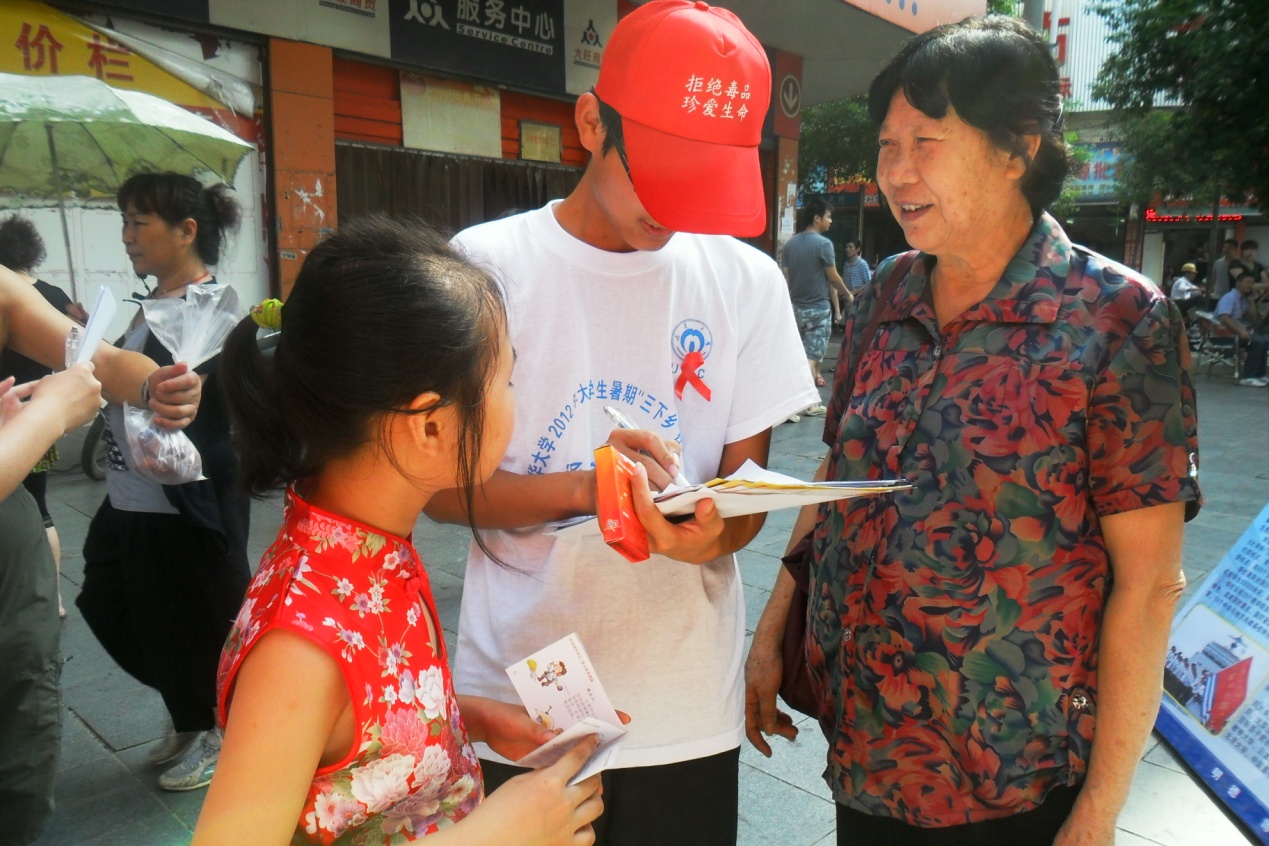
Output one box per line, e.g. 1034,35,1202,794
506,632,627,784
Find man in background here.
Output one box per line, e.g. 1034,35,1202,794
1209,237,1240,304
838,237,871,325
781,196,851,415
1169,262,1203,321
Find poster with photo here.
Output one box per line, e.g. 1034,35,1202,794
1157,502,1269,844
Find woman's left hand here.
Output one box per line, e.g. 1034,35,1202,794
146,362,202,429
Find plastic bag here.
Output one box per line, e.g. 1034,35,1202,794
123,284,243,485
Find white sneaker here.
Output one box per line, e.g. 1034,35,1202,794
158,729,221,792
784,413,801,424
145,728,201,768
1239,377,1268,387
804,404,827,417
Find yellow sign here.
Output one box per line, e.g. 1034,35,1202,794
0,0,220,111
520,121,561,164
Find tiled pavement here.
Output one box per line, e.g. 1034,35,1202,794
29,358,1268,846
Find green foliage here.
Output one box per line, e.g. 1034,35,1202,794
1050,133,1092,219
1093,0,1269,207
798,95,876,195
987,0,1018,15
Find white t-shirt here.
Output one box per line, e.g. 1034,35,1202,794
1170,276,1200,301
451,203,819,769
104,322,178,514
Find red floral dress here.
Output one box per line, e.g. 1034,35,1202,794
217,491,482,844
811,213,1201,826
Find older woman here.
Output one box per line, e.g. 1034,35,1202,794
745,16,1199,845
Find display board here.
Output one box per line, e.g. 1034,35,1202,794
1157,502,1269,844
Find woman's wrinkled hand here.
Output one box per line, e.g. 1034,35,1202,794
744,626,798,757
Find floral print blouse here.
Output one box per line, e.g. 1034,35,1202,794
217,491,482,844
812,213,1200,826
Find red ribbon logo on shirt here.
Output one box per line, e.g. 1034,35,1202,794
675,350,712,401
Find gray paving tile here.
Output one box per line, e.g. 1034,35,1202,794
738,547,782,590
1143,735,1190,776
738,760,836,846
75,815,192,846
33,755,175,846
740,721,833,802
65,681,168,753
1118,760,1253,845
743,582,772,635
55,708,113,773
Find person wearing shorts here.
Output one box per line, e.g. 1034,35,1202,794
782,196,851,416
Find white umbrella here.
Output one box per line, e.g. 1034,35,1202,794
0,72,254,298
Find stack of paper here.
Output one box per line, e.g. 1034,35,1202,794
548,459,912,538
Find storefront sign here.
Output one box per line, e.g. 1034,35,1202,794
1,1,225,114
1070,142,1121,203
209,0,391,58
1156,502,1269,844
520,120,561,163
390,0,565,93
564,0,615,95
401,72,503,158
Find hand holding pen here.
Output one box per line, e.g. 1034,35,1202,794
603,405,690,489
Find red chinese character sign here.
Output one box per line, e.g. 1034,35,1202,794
1,1,232,123
1156,502,1269,844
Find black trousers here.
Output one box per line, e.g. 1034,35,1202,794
482,747,741,846
836,784,1081,845
78,500,250,733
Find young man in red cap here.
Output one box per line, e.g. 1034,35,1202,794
428,2,817,842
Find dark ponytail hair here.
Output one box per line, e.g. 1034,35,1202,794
117,172,241,265
220,215,506,542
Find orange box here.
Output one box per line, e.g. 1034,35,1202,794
594,445,650,563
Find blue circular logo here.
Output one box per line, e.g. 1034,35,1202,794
672,319,713,363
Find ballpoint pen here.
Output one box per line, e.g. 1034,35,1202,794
602,405,690,487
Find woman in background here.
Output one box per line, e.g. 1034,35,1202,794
0,214,80,617
77,172,251,793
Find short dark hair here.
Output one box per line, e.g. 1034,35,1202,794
118,172,241,266
797,197,831,232
1224,238,1240,248
594,92,625,160
0,214,46,273
220,215,507,551
868,15,1071,216
843,237,862,250
1241,239,1259,251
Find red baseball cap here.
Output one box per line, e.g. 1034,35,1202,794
594,1,771,237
